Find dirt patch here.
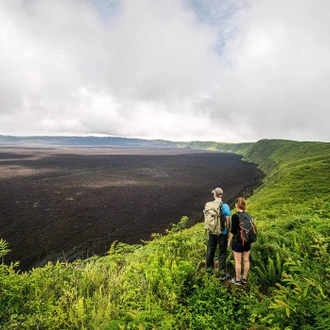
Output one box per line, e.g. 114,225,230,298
0,146,264,270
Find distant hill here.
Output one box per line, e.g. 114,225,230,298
0,135,179,147
0,135,254,152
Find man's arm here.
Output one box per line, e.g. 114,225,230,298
222,204,231,231
226,215,230,231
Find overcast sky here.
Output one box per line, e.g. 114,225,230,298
1,0,329,143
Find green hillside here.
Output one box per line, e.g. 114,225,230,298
0,139,329,329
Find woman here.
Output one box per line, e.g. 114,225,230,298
228,197,251,285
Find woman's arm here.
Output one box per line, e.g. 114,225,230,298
228,213,238,246
228,232,234,246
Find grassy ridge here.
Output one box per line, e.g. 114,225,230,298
243,139,330,211
175,140,254,154
0,139,329,329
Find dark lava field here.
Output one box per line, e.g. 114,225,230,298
0,146,264,270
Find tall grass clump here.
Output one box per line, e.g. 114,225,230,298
0,139,329,329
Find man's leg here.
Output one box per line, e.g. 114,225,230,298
206,234,217,272
218,234,228,275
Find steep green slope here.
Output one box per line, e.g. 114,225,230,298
175,140,254,154
242,138,330,174
0,139,329,330
243,139,330,212
240,139,330,329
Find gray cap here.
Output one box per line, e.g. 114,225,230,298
212,187,223,196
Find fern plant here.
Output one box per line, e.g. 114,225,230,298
0,239,11,264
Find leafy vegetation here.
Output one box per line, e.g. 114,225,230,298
0,239,11,264
1,139,330,329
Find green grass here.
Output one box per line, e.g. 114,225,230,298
1,139,330,329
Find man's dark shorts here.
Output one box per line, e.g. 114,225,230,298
232,243,251,253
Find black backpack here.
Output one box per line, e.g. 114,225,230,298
236,212,257,245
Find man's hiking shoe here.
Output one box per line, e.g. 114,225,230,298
240,276,248,284
230,277,242,285
219,273,230,281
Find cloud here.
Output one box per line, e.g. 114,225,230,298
0,0,329,142
217,0,330,141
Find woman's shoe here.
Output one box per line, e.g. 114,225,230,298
230,277,241,285
240,276,248,284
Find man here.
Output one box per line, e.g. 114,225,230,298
204,187,231,280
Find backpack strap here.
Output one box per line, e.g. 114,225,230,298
234,212,244,243
219,201,225,232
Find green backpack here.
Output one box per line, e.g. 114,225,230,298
204,201,226,235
